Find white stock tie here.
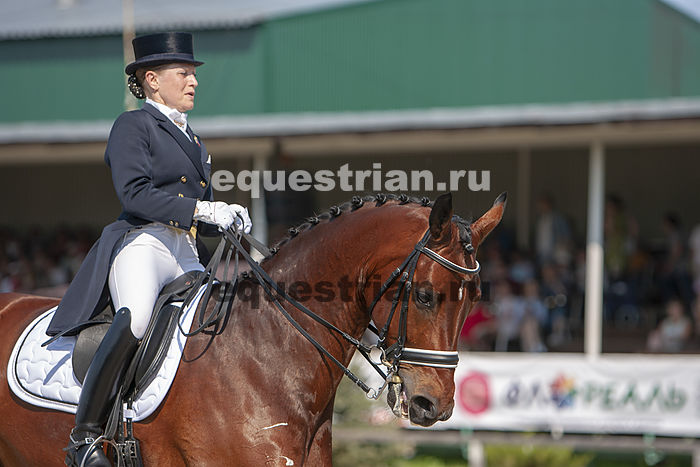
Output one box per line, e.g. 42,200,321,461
170,111,187,129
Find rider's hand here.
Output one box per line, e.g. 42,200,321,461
193,200,234,230
229,204,252,234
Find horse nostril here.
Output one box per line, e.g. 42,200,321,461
411,395,438,419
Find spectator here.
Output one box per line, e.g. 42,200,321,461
540,263,570,348
604,194,638,281
459,302,496,351
0,253,12,293
535,194,573,267
659,213,693,307
568,248,587,332
480,242,509,284
691,298,700,344
509,250,536,286
492,280,526,351
520,280,548,352
690,223,700,296
647,298,691,353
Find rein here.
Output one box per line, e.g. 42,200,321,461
188,225,479,399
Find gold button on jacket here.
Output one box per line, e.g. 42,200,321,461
180,176,187,183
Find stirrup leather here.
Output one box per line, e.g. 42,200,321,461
64,431,97,451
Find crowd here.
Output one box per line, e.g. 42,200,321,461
0,226,97,297
460,195,583,352
4,193,700,354
460,194,700,354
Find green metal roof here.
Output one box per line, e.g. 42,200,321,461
0,0,376,40
1,0,699,127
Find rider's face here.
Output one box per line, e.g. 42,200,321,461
143,63,198,112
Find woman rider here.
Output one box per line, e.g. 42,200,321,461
45,32,251,466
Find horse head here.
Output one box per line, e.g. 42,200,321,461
374,192,506,426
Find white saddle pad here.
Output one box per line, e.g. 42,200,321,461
7,284,206,422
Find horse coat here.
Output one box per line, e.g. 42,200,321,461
47,103,216,336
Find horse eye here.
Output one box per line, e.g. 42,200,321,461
415,289,433,307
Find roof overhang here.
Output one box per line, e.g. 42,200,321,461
3,98,700,144
2,98,700,164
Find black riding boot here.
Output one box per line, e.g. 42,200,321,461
65,308,139,467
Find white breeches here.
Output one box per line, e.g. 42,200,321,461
108,223,204,339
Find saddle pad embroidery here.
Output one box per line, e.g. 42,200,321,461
7,284,206,422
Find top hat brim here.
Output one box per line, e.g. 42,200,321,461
125,53,204,75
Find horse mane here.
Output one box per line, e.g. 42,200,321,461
267,193,472,258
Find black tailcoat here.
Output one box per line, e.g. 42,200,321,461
47,103,215,335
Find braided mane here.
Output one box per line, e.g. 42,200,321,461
268,193,472,256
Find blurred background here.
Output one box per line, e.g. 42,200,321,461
2,0,700,465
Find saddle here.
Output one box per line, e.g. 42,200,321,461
72,270,204,395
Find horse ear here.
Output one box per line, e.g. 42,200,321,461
471,192,507,249
429,193,453,242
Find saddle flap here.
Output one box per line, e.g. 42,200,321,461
72,322,111,384
73,271,204,390
127,303,182,400
72,305,114,384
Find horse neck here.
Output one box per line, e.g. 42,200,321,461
213,204,429,397
262,204,428,342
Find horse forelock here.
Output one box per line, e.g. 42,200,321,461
452,214,473,252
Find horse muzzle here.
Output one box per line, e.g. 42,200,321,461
387,380,454,427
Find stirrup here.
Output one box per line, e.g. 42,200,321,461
63,431,108,467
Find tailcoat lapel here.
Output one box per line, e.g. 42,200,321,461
187,126,210,179
142,103,206,180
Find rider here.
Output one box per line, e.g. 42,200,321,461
46,32,252,466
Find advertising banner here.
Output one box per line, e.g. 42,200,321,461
436,354,700,437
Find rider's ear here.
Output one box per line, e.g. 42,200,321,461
471,192,507,249
429,193,453,243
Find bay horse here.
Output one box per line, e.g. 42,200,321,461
0,192,505,466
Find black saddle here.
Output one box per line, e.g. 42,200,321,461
71,270,205,400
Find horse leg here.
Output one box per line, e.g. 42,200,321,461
305,402,334,467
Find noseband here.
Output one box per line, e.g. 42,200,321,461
359,229,479,396
209,225,479,399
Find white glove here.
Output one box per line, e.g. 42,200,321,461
193,200,234,230
229,204,252,234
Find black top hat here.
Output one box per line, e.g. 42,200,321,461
125,32,204,75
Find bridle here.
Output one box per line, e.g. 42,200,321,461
189,223,480,400
361,228,480,397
